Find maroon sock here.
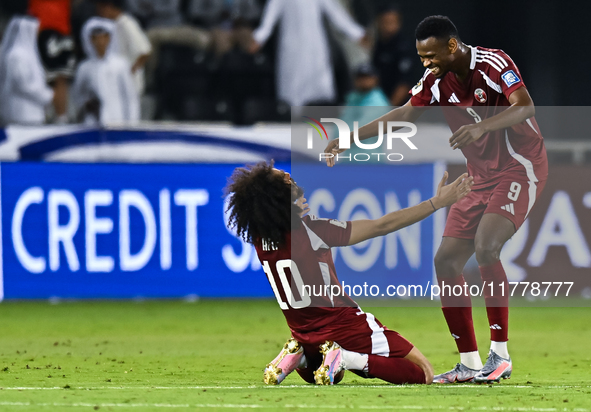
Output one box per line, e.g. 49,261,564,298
367,355,426,384
479,260,509,342
439,275,478,353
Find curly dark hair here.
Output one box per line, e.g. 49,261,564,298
415,15,460,42
225,161,303,248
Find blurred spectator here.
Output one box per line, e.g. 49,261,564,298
187,0,260,58
126,0,183,29
28,0,76,123
371,5,414,106
0,16,55,126
329,0,372,79
94,0,152,95
340,63,390,158
250,0,367,107
345,63,389,107
72,17,139,125
131,0,210,90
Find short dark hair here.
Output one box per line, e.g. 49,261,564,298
376,2,401,16
415,15,460,42
225,161,303,248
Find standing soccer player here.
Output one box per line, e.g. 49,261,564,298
225,162,472,385
324,16,548,383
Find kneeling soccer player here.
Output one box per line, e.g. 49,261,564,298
225,162,473,385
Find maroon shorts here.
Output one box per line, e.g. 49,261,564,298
291,308,414,368
443,175,547,240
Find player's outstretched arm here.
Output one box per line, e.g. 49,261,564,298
324,100,424,167
347,172,473,245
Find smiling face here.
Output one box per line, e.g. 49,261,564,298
416,36,458,78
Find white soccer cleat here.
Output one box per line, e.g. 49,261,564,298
314,341,345,385
263,338,304,385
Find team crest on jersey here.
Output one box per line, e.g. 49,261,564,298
501,70,521,87
411,80,423,96
474,88,487,103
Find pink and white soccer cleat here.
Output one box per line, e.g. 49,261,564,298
263,338,304,385
314,341,346,385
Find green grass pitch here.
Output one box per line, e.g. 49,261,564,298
0,299,590,411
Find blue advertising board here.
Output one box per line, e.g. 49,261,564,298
0,162,440,299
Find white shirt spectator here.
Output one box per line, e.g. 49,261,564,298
72,17,139,125
253,0,365,106
115,13,152,95
0,16,54,125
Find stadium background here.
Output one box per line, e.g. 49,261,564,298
0,0,589,300
0,0,590,409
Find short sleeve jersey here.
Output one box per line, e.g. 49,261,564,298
410,46,548,188
254,215,359,335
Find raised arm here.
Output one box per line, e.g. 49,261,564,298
347,172,473,245
321,0,365,41
250,0,283,52
449,87,535,150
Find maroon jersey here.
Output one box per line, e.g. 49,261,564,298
254,215,359,335
410,46,548,189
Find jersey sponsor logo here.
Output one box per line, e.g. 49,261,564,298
329,219,347,229
501,70,521,87
448,93,460,104
411,80,423,96
474,88,487,103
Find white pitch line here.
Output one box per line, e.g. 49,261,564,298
0,402,587,411
1,385,590,390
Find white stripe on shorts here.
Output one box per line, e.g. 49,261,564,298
365,312,390,357
505,131,538,217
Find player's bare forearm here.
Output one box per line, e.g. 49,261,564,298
477,87,535,135
323,101,423,167
347,172,473,245
355,100,421,141
449,87,535,150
